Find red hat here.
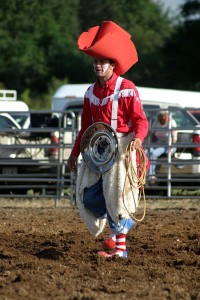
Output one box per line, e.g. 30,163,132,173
77,20,138,75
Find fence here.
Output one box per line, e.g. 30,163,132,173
0,108,199,203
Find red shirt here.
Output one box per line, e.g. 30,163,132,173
71,73,148,157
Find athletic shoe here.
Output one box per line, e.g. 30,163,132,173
102,218,135,250
98,250,128,258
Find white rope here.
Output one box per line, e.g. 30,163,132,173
123,142,147,222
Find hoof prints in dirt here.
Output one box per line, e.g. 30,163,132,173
0,206,200,300
35,248,64,260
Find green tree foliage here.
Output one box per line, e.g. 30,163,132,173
0,0,81,107
0,0,198,108
116,0,174,86
161,0,200,91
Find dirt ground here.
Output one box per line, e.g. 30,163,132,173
0,198,200,300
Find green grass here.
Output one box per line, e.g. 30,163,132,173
172,189,200,196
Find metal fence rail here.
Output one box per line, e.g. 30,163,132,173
0,108,199,203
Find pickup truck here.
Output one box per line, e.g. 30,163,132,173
0,90,56,194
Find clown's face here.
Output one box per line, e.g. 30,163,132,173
93,59,115,78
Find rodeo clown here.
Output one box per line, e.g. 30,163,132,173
67,20,149,258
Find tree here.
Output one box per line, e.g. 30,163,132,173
0,0,81,106
0,0,179,107
160,0,200,91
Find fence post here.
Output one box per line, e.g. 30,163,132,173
167,113,172,197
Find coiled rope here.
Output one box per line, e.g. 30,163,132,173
122,141,147,222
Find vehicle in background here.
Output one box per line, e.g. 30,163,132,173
0,90,54,193
0,113,26,158
50,84,200,180
0,89,53,151
0,90,31,159
0,112,49,159
0,90,31,129
0,90,47,158
188,108,200,123
52,84,200,113
142,102,200,177
50,84,181,158
0,112,21,130
138,86,200,109
52,84,90,115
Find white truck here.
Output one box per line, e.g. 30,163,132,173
0,90,54,193
0,90,30,129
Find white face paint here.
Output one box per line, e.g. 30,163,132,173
101,63,110,73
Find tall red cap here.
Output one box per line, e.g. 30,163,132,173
77,20,138,75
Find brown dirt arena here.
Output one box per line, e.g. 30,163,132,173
0,198,200,300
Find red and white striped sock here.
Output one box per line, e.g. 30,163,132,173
115,234,126,253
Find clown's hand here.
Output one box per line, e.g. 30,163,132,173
131,138,142,150
67,154,78,173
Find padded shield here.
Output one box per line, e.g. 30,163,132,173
80,122,118,173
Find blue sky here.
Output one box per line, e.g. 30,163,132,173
154,0,185,12
161,0,185,11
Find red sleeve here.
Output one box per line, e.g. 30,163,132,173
71,98,93,157
126,83,148,142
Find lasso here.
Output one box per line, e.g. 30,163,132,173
123,141,147,222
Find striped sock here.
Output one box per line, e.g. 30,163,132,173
115,234,126,252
